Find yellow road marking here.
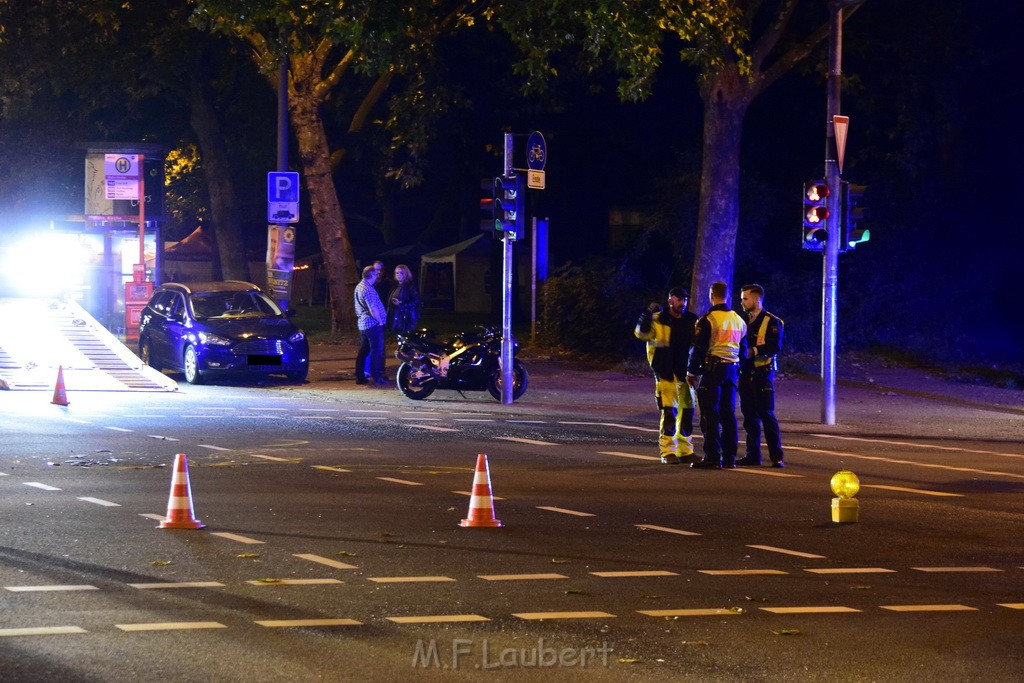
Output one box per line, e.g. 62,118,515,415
478,574,568,581
590,571,678,578
116,622,227,632
513,611,616,620
130,582,225,589
699,569,788,576
638,608,742,617
293,553,358,570
880,604,977,612
761,606,861,614
245,579,343,586
863,484,962,497
210,532,265,545
256,619,362,627
368,576,456,583
537,506,595,517
387,615,489,624
748,544,826,559
635,524,701,537
0,626,87,637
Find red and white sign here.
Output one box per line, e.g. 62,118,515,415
833,115,849,175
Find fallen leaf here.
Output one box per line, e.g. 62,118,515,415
236,553,260,559
150,560,172,566
617,658,642,664
336,551,357,557
551,559,567,564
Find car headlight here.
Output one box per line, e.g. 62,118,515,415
289,330,306,343
197,331,233,346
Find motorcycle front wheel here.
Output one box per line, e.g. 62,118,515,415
397,362,437,400
487,360,529,402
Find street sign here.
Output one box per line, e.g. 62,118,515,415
527,169,545,190
833,115,849,175
105,154,140,200
527,131,546,171
267,171,300,223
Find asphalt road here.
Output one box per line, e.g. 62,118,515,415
1,352,1022,681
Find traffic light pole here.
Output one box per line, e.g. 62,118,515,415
821,1,850,425
500,133,515,405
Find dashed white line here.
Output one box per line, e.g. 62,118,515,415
810,434,1024,459
104,426,133,432
638,608,741,617
761,606,861,614
0,626,88,637
699,569,788,576
912,567,1002,573
210,532,264,545
312,466,352,473
387,615,488,624
496,436,558,446
377,477,424,486
513,611,616,621
130,582,225,590
256,618,361,628
635,524,701,537
248,454,294,462
591,570,678,578
116,622,227,632
293,553,358,570
245,579,343,586
863,485,962,497
5,585,99,592
805,568,896,574
477,574,568,581
601,451,659,462
405,424,461,432
369,576,456,584
880,604,977,612
147,435,179,441
536,506,595,517
747,544,826,559
23,482,61,491
198,444,231,451
77,497,120,507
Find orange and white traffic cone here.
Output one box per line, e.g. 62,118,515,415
51,366,69,406
460,453,502,528
159,453,204,529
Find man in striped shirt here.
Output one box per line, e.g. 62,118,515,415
354,265,388,385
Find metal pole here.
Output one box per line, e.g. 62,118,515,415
277,57,289,172
138,154,146,269
530,216,537,344
501,133,514,405
821,1,844,425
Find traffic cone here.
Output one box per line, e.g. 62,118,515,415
51,366,69,406
159,453,204,529
460,453,502,528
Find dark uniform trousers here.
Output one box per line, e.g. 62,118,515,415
739,366,783,464
695,360,740,466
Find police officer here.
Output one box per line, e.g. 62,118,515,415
635,287,698,464
687,281,747,469
737,284,785,467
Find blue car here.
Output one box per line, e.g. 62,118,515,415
138,281,309,384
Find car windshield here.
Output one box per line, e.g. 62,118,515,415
189,290,283,320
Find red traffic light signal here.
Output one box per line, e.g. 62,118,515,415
802,180,830,250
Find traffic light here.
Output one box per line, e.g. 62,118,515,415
479,178,496,236
493,174,526,240
840,181,869,250
802,180,830,251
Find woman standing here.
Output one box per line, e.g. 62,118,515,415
388,264,420,334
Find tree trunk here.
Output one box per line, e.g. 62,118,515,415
690,67,752,311
290,95,358,337
189,74,249,282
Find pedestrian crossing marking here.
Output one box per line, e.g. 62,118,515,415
293,553,358,570
210,532,265,545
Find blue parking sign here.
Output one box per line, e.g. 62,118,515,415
268,172,299,203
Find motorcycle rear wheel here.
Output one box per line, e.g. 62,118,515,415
397,362,437,400
487,360,529,402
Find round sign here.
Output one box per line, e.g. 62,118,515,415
527,131,546,171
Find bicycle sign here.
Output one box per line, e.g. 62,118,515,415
526,131,546,171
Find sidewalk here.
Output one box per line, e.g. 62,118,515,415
295,341,1024,444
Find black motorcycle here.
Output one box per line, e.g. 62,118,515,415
394,325,528,401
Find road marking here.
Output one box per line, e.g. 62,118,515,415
453,418,495,423
602,423,658,432
139,513,165,521
805,568,896,574
635,524,701,537
130,582,225,589
104,426,133,432
478,574,568,581
0,626,87,637
748,544,826,559
591,570,679,578
147,435,179,441
248,454,293,462
312,465,352,473
880,604,977,612
351,409,389,414
785,445,1024,480
245,578,343,586
862,484,963,497
0,472,6,476
300,409,340,413
210,532,265,545
699,569,788,576
400,416,441,421
377,477,424,486
537,506,595,517
256,618,362,628
495,436,558,446
506,420,547,424
912,566,1002,573
810,434,1024,459
405,424,461,432
252,408,288,412
387,615,489,624
116,622,228,632
5,585,99,592
513,611,616,620
600,451,660,462
183,415,222,419
67,418,92,424
998,603,1024,609
638,608,742,617
23,482,61,491
732,468,803,478
350,416,387,421
77,497,120,507
369,576,456,584
294,553,358,570
453,490,506,500
198,444,231,451
761,606,861,614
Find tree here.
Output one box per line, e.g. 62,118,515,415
501,0,860,307
192,0,479,336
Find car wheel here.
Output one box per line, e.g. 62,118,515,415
287,364,309,383
139,338,158,371
183,345,203,385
